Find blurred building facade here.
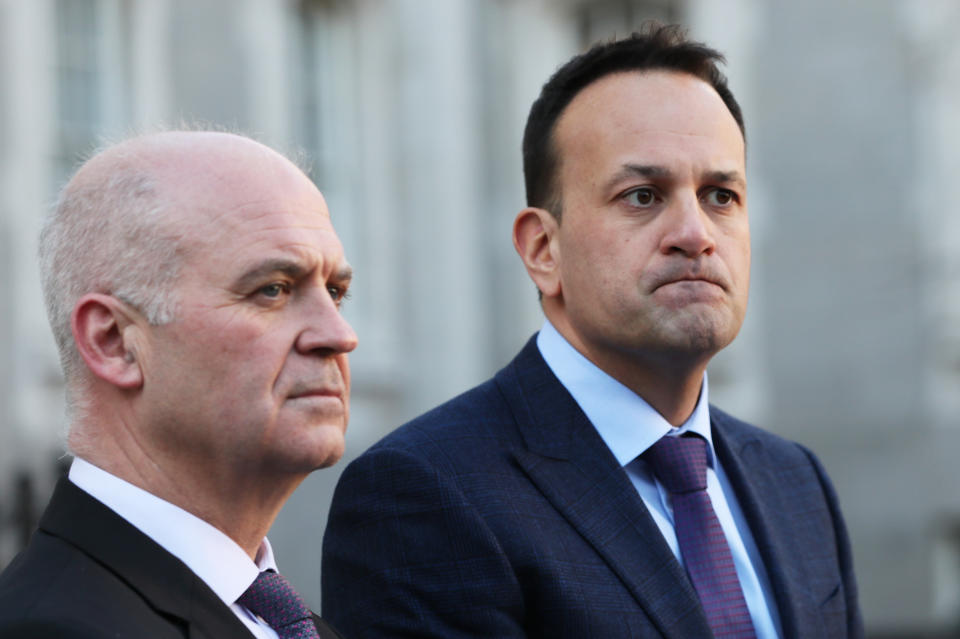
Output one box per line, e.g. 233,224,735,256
0,0,957,636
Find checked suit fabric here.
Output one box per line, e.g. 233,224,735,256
645,433,756,639
321,336,864,638
238,570,320,639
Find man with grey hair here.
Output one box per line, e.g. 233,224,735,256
0,131,354,638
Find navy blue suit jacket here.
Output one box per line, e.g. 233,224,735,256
0,478,343,638
322,336,862,638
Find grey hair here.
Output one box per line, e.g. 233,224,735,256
39,153,184,401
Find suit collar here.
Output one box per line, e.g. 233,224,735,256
312,612,345,639
711,409,828,639
496,338,836,639
495,337,713,639
68,457,267,607
536,321,712,467
40,478,257,639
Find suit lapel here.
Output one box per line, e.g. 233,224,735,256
712,411,826,639
39,479,257,639
497,339,712,639
312,612,345,638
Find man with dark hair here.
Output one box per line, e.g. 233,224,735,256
323,25,862,639
523,25,744,218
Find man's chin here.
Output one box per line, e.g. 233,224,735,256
265,420,347,474
653,311,739,355
307,427,347,470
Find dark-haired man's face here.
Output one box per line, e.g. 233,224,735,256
545,70,750,382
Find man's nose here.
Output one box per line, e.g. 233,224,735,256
295,291,358,355
658,193,716,257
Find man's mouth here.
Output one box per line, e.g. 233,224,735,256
654,275,725,292
287,382,343,401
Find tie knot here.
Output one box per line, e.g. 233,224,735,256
238,570,315,634
643,434,709,494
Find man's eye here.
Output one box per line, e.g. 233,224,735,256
704,188,735,206
624,187,657,208
259,283,290,298
328,286,351,306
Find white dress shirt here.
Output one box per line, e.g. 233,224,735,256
537,320,783,639
69,458,281,639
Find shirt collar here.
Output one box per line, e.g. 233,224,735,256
536,319,715,467
68,457,277,605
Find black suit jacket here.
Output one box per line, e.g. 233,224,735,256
322,336,862,638
0,478,342,639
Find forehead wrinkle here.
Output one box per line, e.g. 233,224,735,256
159,164,325,230
230,195,330,216
657,126,742,141
188,199,330,226
233,237,349,282
175,205,334,259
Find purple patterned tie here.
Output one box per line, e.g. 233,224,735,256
237,570,321,639
645,434,756,639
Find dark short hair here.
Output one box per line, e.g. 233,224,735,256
522,23,745,218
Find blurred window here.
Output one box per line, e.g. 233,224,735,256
294,1,360,195
934,520,960,632
294,0,362,297
53,0,131,189
574,0,680,46
293,1,399,378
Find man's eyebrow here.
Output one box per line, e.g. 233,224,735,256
603,165,747,192
603,164,673,192
232,258,309,290
608,164,672,186
331,264,354,285
703,170,746,189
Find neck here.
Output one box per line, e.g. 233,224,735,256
71,421,301,559
623,364,705,426
545,318,709,427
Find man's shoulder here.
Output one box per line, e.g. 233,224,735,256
0,530,184,638
371,339,546,453
0,480,252,639
0,529,87,612
0,617,110,639
709,404,761,430
709,404,827,474
711,404,799,446
371,374,517,458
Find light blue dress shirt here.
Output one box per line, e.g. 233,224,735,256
537,320,783,639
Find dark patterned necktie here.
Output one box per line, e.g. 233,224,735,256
237,570,321,639
644,434,757,639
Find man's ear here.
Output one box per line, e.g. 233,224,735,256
513,207,561,298
71,293,144,389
